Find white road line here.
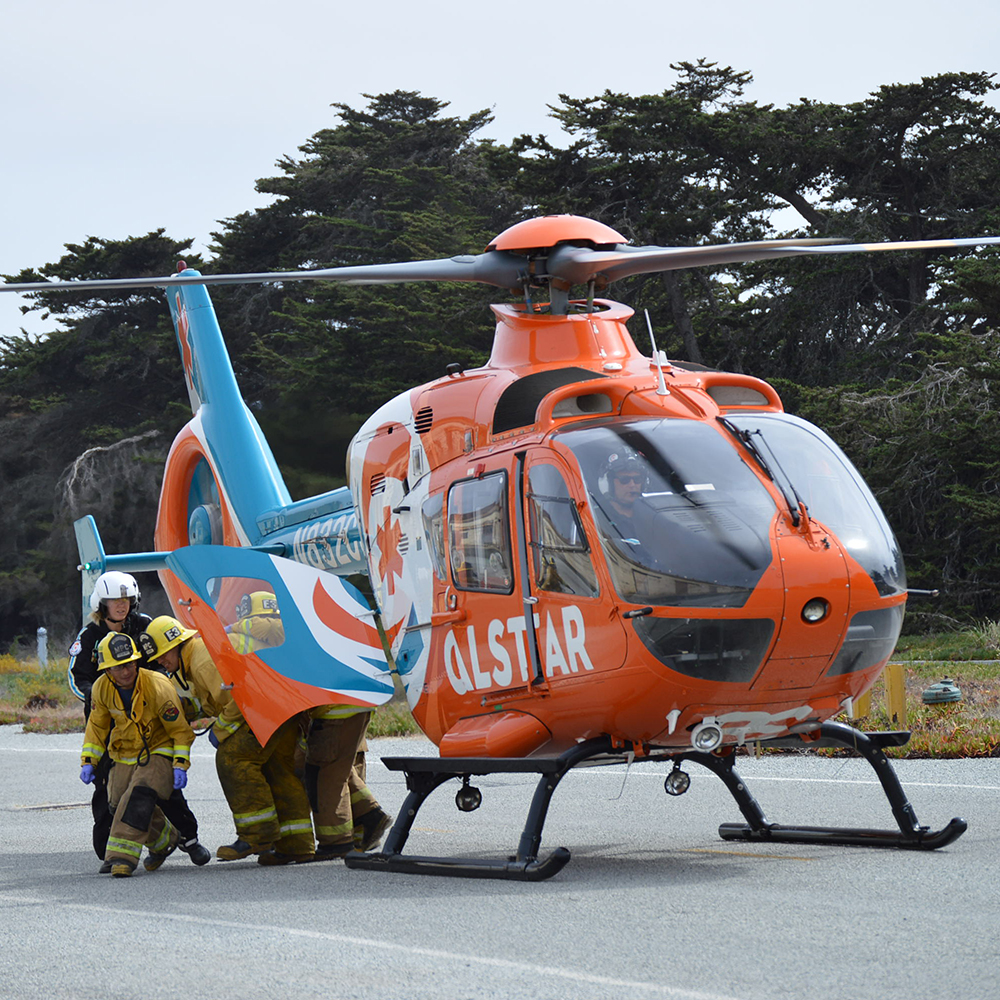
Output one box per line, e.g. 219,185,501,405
0,895,747,1000
9,802,89,811
564,770,1000,792
725,775,1000,791
3,742,998,792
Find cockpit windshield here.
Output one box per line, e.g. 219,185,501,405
724,412,906,596
555,419,777,607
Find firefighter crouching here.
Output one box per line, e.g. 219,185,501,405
140,615,316,865
229,591,392,857
79,633,194,878
70,570,211,871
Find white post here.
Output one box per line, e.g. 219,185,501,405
36,627,48,668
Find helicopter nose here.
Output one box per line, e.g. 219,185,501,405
751,530,849,692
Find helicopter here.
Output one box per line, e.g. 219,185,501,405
4,213,997,880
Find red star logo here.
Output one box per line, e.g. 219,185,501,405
375,514,404,595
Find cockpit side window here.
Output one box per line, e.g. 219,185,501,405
447,473,514,594
421,492,447,581
527,463,599,598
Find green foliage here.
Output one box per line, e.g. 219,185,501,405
894,629,1000,661
0,655,79,719
732,72,1000,385
212,91,517,416
779,327,1000,620
0,233,198,643
3,73,1000,646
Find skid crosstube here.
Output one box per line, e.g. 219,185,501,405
344,723,967,881
345,738,609,880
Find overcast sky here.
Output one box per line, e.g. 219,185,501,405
2,0,997,337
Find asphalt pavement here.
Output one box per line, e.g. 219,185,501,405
1,723,998,1000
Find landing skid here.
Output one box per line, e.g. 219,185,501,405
711,720,968,850
345,740,603,881
344,722,966,881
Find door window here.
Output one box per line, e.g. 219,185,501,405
448,473,514,593
527,463,599,598
421,492,448,581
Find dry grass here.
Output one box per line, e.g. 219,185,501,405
0,656,84,732
0,655,420,738
847,660,1000,758
3,638,999,753
368,698,421,738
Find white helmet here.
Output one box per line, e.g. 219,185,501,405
90,571,141,614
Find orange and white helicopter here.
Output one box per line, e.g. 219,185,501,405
5,214,996,879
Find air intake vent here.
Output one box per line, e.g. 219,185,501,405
414,406,433,434
493,367,606,434
370,473,386,495
707,384,769,407
398,533,409,555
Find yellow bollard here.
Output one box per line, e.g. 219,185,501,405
847,664,906,724
851,690,873,719
884,662,907,728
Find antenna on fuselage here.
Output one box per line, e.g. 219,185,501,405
645,309,671,396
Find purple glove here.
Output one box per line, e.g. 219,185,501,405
173,767,188,790
80,764,96,784
208,730,220,749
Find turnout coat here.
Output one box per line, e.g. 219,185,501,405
81,668,194,770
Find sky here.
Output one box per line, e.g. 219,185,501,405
1,0,998,338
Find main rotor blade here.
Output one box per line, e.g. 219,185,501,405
547,235,1000,285
0,250,529,295
4,234,998,297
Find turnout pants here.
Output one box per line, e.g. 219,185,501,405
105,756,178,868
216,719,314,855
305,712,380,848
94,758,199,858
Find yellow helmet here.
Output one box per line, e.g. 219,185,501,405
96,632,141,671
139,615,198,661
237,591,280,620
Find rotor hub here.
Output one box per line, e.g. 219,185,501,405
487,215,627,253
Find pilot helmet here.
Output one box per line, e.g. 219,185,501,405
90,571,140,614
600,450,648,492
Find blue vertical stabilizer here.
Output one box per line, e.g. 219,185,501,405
165,276,292,545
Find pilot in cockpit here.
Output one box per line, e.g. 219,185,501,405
595,451,661,573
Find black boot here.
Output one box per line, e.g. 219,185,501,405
354,808,393,852
178,837,212,866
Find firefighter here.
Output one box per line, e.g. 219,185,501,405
79,632,194,877
227,591,284,652
68,571,210,871
139,614,315,865
306,702,392,858
230,592,391,856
